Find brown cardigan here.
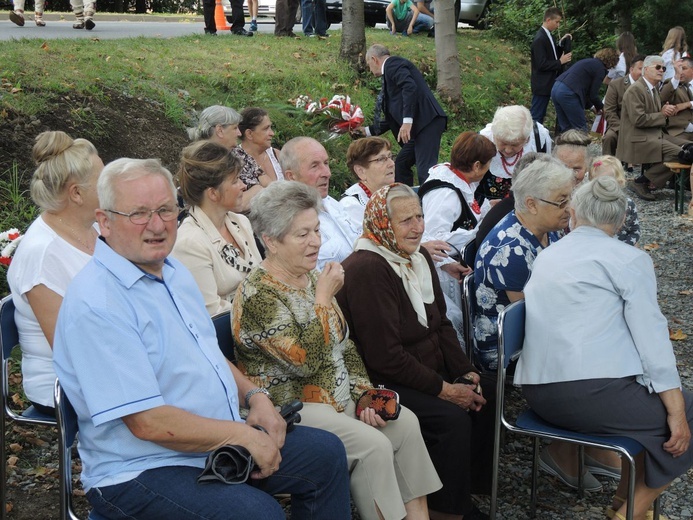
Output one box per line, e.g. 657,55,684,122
336,248,477,396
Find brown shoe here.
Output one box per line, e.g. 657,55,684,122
628,180,655,201
9,10,25,26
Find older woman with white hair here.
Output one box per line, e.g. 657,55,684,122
517,176,693,520
8,130,103,414
478,105,552,201
234,181,441,520
188,105,263,211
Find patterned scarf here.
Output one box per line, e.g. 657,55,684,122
355,183,434,327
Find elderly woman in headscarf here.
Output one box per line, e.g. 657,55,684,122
337,183,495,520
516,176,693,520
478,105,552,201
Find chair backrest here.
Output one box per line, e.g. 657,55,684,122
54,380,81,520
461,273,476,362
462,240,477,269
211,311,236,364
0,295,19,362
495,299,525,432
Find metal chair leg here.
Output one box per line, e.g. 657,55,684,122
577,445,585,498
530,437,539,518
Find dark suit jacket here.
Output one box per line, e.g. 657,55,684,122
617,78,668,164
660,79,693,136
368,55,447,140
604,75,633,133
531,27,566,96
555,58,607,110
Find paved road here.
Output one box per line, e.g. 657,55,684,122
0,13,313,40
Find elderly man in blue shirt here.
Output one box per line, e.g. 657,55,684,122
52,157,350,520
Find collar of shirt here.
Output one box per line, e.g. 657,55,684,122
380,56,389,76
94,237,175,289
642,77,657,93
628,74,636,84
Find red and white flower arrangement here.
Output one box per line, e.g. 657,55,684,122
0,228,22,267
294,94,364,139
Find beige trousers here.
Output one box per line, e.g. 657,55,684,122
13,0,45,13
300,401,442,520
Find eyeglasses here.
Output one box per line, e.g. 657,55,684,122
653,65,667,72
106,206,180,225
538,198,570,209
368,153,394,164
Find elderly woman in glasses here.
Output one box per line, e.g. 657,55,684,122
171,141,262,315
337,183,496,520
516,177,693,520
478,105,552,201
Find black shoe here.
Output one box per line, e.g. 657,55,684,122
427,27,435,38
678,144,693,163
464,506,489,520
85,18,95,30
628,180,655,201
232,28,253,37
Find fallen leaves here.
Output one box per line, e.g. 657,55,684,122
643,242,660,251
669,329,688,341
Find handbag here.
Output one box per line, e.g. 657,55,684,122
197,400,303,485
355,386,401,421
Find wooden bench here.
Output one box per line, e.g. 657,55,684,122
663,162,691,214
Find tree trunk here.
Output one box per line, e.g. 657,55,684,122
340,0,366,71
434,0,462,105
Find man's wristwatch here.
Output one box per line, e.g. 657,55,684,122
245,387,271,408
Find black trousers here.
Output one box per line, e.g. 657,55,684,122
394,115,446,186
202,0,244,32
388,372,496,515
202,0,216,33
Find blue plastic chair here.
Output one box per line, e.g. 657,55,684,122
1,295,57,518
461,273,476,364
489,299,661,520
211,310,236,363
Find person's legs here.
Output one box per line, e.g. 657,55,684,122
612,453,669,520
230,0,246,32
301,0,314,35
530,94,551,124
602,129,618,156
395,140,416,186
83,0,96,30
248,0,258,30
552,82,586,132
412,12,434,33
413,115,446,185
202,0,217,34
314,0,328,36
70,0,85,28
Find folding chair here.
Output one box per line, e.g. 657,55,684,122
211,310,235,363
489,299,661,520
461,273,476,363
462,239,477,269
1,295,56,518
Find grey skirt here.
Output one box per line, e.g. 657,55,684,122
522,377,693,488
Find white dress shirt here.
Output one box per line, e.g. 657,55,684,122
318,196,361,270
339,183,369,234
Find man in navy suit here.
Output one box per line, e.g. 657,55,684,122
530,7,572,124
356,44,447,186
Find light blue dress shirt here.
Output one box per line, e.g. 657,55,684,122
53,238,241,491
514,226,681,393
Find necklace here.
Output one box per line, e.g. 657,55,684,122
358,182,373,199
57,217,95,254
448,165,481,214
500,149,523,176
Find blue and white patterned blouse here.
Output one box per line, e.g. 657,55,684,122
472,211,559,371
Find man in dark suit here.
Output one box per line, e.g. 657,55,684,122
617,55,688,201
356,44,447,186
530,7,572,124
660,56,693,141
602,54,645,155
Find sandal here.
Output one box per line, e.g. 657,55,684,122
35,12,46,26
9,9,25,26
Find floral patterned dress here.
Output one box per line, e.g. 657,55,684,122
473,211,559,371
232,267,371,411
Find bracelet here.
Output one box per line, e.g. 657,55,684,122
245,387,271,408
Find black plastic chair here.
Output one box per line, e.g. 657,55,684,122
461,273,476,364
1,295,57,518
489,299,661,520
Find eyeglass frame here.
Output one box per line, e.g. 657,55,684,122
105,206,180,225
537,197,571,209
368,153,395,164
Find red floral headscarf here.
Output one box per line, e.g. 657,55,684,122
362,183,412,259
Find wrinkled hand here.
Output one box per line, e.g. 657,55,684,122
421,240,451,262
440,262,472,281
315,261,344,305
246,395,287,449
245,425,282,479
438,381,486,412
662,103,677,117
358,406,387,428
398,122,412,144
407,24,414,35
674,59,684,79
663,411,691,457
560,52,572,65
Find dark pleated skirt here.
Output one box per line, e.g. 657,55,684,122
522,377,693,488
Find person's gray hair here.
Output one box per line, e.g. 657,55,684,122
572,176,627,230
385,183,419,216
30,131,99,212
513,154,562,186
187,105,241,142
279,136,318,174
643,55,664,69
366,44,390,61
512,159,574,213
553,130,592,164
97,158,177,213
491,105,533,143
249,180,323,246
